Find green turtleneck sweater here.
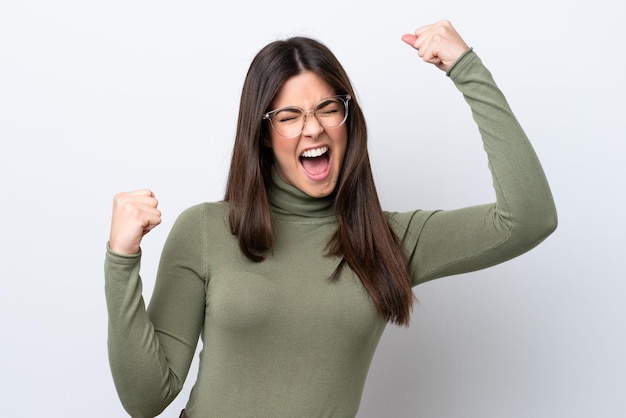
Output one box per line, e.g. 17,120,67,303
104,50,557,418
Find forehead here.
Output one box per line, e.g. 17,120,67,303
272,71,335,108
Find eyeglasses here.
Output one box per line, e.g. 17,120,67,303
263,94,351,138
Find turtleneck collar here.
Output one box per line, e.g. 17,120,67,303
269,167,335,219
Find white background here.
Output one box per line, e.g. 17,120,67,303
1,1,624,417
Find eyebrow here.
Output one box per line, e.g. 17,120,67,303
273,96,338,112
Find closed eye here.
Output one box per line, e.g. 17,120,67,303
274,108,303,124
316,100,341,117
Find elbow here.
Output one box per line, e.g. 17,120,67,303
121,400,168,418
538,199,558,240
544,209,558,237
501,200,557,255
520,203,558,249
115,378,180,418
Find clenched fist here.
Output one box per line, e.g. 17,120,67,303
108,189,162,255
401,20,470,72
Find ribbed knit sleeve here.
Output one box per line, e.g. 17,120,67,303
105,203,208,417
387,50,557,285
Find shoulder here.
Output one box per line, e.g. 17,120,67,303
385,209,436,226
171,201,231,232
178,201,229,219
385,209,440,241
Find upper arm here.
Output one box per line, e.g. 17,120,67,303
147,204,208,384
389,201,555,287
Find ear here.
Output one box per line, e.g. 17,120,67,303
262,135,272,148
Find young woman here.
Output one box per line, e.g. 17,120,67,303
105,20,557,417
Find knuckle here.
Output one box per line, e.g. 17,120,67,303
113,192,125,203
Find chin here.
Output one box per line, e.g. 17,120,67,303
302,179,337,198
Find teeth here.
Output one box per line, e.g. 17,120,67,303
301,146,328,158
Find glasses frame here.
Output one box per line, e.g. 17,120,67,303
262,94,351,138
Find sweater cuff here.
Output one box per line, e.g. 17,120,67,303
446,47,475,78
106,242,141,265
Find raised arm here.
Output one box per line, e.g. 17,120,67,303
105,194,205,416
390,21,557,285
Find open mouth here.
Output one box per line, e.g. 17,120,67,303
299,145,330,178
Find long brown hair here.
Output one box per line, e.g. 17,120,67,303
224,37,414,325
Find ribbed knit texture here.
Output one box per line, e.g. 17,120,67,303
105,50,556,417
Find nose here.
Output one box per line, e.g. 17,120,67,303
301,111,324,137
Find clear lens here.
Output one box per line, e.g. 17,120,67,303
314,98,345,128
265,95,349,138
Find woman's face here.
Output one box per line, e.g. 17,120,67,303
266,71,348,198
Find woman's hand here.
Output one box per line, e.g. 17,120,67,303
108,189,162,255
401,20,470,72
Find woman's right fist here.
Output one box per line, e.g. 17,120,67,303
108,189,162,255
